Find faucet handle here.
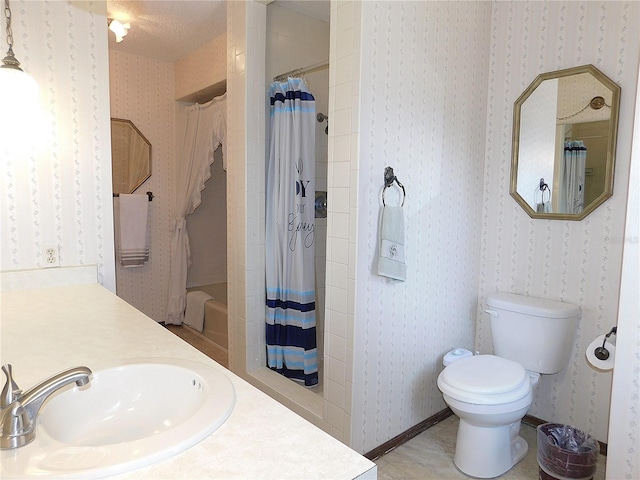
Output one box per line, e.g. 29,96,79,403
1,402,34,449
1,364,21,408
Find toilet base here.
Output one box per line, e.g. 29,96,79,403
454,419,528,478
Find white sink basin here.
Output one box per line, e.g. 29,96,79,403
1,358,235,479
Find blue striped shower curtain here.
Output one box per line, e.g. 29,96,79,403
266,78,318,387
559,140,587,214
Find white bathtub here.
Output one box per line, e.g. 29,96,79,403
187,282,228,350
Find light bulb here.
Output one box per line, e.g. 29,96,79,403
108,19,130,43
0,66,41,147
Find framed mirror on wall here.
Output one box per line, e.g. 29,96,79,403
510,64,621,220
111,118,152,194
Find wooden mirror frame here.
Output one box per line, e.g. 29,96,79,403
111,118,152,195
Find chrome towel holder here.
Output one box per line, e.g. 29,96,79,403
382,166,405,207
113,191,154,202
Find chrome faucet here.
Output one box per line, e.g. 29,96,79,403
1,363,92,449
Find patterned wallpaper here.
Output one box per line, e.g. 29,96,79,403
0,1,115,290
4,3,638,470
109,36,227,322
109,50,175,322
348,0,639,455
478,1,639,444
351,1,492,453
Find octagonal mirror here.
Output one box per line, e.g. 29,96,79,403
510,64,620,220
111,118,152,194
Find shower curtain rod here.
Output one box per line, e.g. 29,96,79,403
564,134,609,140
273,61,329,82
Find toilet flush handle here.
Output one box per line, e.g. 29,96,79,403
483,309,498,317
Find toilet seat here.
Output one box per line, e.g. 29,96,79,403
438,355,531,405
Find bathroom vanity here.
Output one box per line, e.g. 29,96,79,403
0,268,376,479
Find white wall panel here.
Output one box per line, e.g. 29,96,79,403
607,57,640,480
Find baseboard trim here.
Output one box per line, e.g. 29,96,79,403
364,408,453,461
363,410,607,461
523,414,607,456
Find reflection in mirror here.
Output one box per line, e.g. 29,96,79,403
511,65,620,220
111,118,152,194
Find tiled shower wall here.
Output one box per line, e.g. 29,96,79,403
265,4,330,378
349,0,639,454
226,0,255,377
226,0,338,433
478,1,639,444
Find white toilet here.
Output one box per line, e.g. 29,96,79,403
437,292,580,478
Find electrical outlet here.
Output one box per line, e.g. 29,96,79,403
43,244,59,267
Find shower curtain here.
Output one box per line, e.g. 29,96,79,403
559,140,587,214
265,78,318,387
166,94,226,324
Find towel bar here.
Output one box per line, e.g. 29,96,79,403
113,191,154,202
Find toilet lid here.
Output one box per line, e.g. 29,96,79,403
438,355,531,404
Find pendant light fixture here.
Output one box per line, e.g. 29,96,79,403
0,0,40,150
1,0,37,89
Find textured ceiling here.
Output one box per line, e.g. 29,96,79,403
107,0,227,62
272,0,329,23
106,0,329,63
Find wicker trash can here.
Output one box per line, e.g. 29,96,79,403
537,423,599,480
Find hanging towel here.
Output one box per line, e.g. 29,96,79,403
184,290,213,332
118,194,150,267
377,206,407,281
536,202,551,213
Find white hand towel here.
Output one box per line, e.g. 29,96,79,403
118,194,150,267
536,202,551,213
184,290,214,332
377,206,407,281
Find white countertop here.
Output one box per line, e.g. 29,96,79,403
0,281,376,479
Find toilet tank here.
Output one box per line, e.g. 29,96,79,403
486,292,580,374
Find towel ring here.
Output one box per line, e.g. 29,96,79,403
382,166,406,207
536,178,550,205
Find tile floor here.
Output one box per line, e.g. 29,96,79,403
374,415,606,480
164,324,606,480
164,324,228,368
